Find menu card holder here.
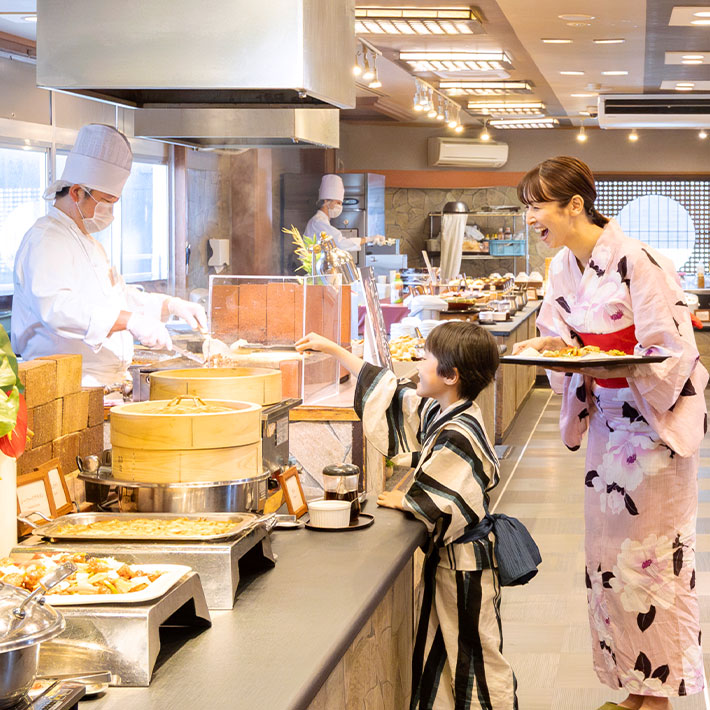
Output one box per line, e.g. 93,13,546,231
276,466,308,518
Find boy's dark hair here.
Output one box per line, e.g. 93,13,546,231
425,321,499,401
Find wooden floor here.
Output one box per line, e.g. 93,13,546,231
489,388,710,710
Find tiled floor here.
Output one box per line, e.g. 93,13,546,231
489,388,710,710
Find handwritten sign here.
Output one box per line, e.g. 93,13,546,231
17,478,52,518
48,467,68,509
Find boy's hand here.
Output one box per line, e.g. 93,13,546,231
377,489,405,510
295,332,337,354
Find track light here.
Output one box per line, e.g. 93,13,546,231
628,129,639,142
480,121,491,141
700,130,708,140
362,51,375,83
455,124,464,133
577,125,587,143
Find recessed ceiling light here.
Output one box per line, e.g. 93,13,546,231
22,15,36,22
466,101,546,116
542,38,572,44
399,51,513,73
593,38,625,44
683,59,704,64
560,71,584,75
683,54,705,59
691,19,710,25
440,81,533,96
558,14,594,21
571,93,597,97
694,11,710,17
676,82,695,86
566,22,591,27
602,71,628,76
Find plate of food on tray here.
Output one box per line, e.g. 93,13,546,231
389,335,425,362
0,552,191,605
502,345,670,368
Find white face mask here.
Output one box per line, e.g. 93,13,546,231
328,204,343,219
76,189,115,233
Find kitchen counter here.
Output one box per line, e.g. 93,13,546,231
83,502,427,710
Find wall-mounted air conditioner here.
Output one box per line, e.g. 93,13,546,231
428,137,508,168
598,94,710,128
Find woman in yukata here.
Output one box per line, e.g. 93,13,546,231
513,156,708,710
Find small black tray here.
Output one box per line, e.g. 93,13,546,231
305,513,374,532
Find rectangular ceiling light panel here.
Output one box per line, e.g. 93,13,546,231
489,117,558,129
467,101,545,116
668,7,710,26
400,51,512,73
355,6,482,34
441,81,532,96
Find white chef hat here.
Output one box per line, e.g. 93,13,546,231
318,174,344,202
43,124,133,200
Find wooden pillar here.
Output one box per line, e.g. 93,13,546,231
229,149,276,275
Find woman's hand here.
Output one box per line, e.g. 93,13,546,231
295,332,338,354
512,335,567,355
377,489,405,510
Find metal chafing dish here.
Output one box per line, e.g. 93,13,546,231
23,512,260,543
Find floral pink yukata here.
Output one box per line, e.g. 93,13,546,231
537,219,708,697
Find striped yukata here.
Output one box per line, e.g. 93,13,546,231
355,363,518,710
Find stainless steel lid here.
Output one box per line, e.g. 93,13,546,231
0,581,65,653
443,201,469,213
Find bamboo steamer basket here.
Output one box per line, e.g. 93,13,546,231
149,367,282,406
111,395,262,483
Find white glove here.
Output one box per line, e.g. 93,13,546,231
167,297,208,332
126,313,173,350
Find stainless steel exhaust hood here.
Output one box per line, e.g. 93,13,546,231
36,0,355,110
133,108,340,149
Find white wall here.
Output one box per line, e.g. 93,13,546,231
339,123,710,174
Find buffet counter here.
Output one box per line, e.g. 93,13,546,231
84,502,427,710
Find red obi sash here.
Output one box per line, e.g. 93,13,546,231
576,324,637,388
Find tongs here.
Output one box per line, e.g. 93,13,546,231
171,343,205,365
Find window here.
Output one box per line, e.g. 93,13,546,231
597,179,710,274
0,146,47,296
56,155,169,283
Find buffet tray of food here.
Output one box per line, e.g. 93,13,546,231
502,345,670,368
25,512,261,543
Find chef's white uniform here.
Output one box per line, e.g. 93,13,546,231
12,206,166,387
304,210,361,253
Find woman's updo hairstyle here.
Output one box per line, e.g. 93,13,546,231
517,156,609,228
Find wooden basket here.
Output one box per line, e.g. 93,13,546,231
149,367,282,405
111,396,263,483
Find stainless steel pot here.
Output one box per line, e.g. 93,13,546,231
0,565,74,708
78,469,271,514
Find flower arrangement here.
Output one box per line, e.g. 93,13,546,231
0,325,28,459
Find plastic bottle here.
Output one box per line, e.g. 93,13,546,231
392,272,404,303
698,264,705,289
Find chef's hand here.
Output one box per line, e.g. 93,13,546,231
295,332,338,354
512,336,566,355
377,490,405,510
127,313,173,350
167,297,208,332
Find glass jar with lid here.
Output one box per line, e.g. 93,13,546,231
322,463,360,523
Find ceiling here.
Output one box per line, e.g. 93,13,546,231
2,1,710,130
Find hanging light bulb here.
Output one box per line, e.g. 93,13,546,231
436,99,445,121
413,81,424,112
368,65,382,89
362,50,375,82
480,120,491,141
455,123,464,133
700,129,708,140
353,45,363,76
576,125,587,143
628,129,639,142
447,105,458,129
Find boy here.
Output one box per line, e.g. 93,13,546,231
296,321,518,710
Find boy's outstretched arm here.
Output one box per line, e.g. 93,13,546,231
295,332,365,377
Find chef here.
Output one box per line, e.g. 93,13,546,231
12,123,207,387
305,174,375,252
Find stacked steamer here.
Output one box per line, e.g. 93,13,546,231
110,367,281,486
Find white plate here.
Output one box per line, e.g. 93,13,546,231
43,564,192,605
